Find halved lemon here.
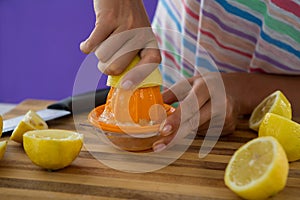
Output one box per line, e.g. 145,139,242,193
106,56,162,88
0,140,7,160
10,110,48,143
259,113,300,162
0,115,3,137
249,90,292,131
23,129,83,170
224,136,289,200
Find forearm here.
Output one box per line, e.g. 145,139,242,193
223,73,300,117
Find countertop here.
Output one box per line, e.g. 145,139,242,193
1,99,300,200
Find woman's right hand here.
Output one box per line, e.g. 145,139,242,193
80,0,161,90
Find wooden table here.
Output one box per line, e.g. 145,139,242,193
1,99,300,199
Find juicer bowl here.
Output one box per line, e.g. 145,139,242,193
88,104,175,151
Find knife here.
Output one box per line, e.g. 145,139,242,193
2,88,110,134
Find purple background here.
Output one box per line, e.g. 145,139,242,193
0,0,158,103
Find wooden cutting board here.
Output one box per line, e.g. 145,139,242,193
1,99,300,199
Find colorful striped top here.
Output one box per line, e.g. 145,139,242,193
151,0,300,85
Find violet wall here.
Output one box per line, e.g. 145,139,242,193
0,0,158,103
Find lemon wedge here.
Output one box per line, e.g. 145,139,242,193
249,90,292,131
106,56,163,88
0,115,3,137
10,110,48,143
0,141,8,160
259,113,300,162
23,129,83,170
224,136,289,200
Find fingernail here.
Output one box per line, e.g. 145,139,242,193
153,143,166,152
160,124,172,136
121,80,134,90
80,41,89,53
80,41,85,49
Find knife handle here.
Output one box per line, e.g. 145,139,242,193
47,88,110,113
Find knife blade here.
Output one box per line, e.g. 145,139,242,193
2,88,109,134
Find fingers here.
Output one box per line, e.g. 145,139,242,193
162,78,193,104
152,134,175,152
152,73,239,153
152,100,213,152
97,51,139,75
96,28,159,77
162,76,209,107
94,26,133,62
184,78,209,110
152,110,199,152
152,76,214,152
81,0,158,80
95,27,154,62
80,21,113,54
158,103,200,138
159,77,205,138
162,88,178,105
160,107,182,137
119,48,161,89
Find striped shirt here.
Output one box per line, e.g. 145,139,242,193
152,0,300,85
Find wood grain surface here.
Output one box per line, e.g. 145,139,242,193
1,99,300,200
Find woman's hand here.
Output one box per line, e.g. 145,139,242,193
152,72,300,152
152,72,241,152
80,0,161,89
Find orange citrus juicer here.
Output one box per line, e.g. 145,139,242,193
88,56,175,151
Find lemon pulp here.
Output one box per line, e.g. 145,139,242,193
249,90,291,131
10,110,48,143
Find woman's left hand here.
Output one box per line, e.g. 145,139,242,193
152,72,242,152
152,71,300,152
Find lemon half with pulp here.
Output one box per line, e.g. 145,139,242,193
10,110,48,143
23,129,83,170
249,90,291,131
224,136,289,200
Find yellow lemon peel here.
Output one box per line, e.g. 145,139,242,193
106,56,162,88
23,129,83,170
0,141,8,160
259,113,300,162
